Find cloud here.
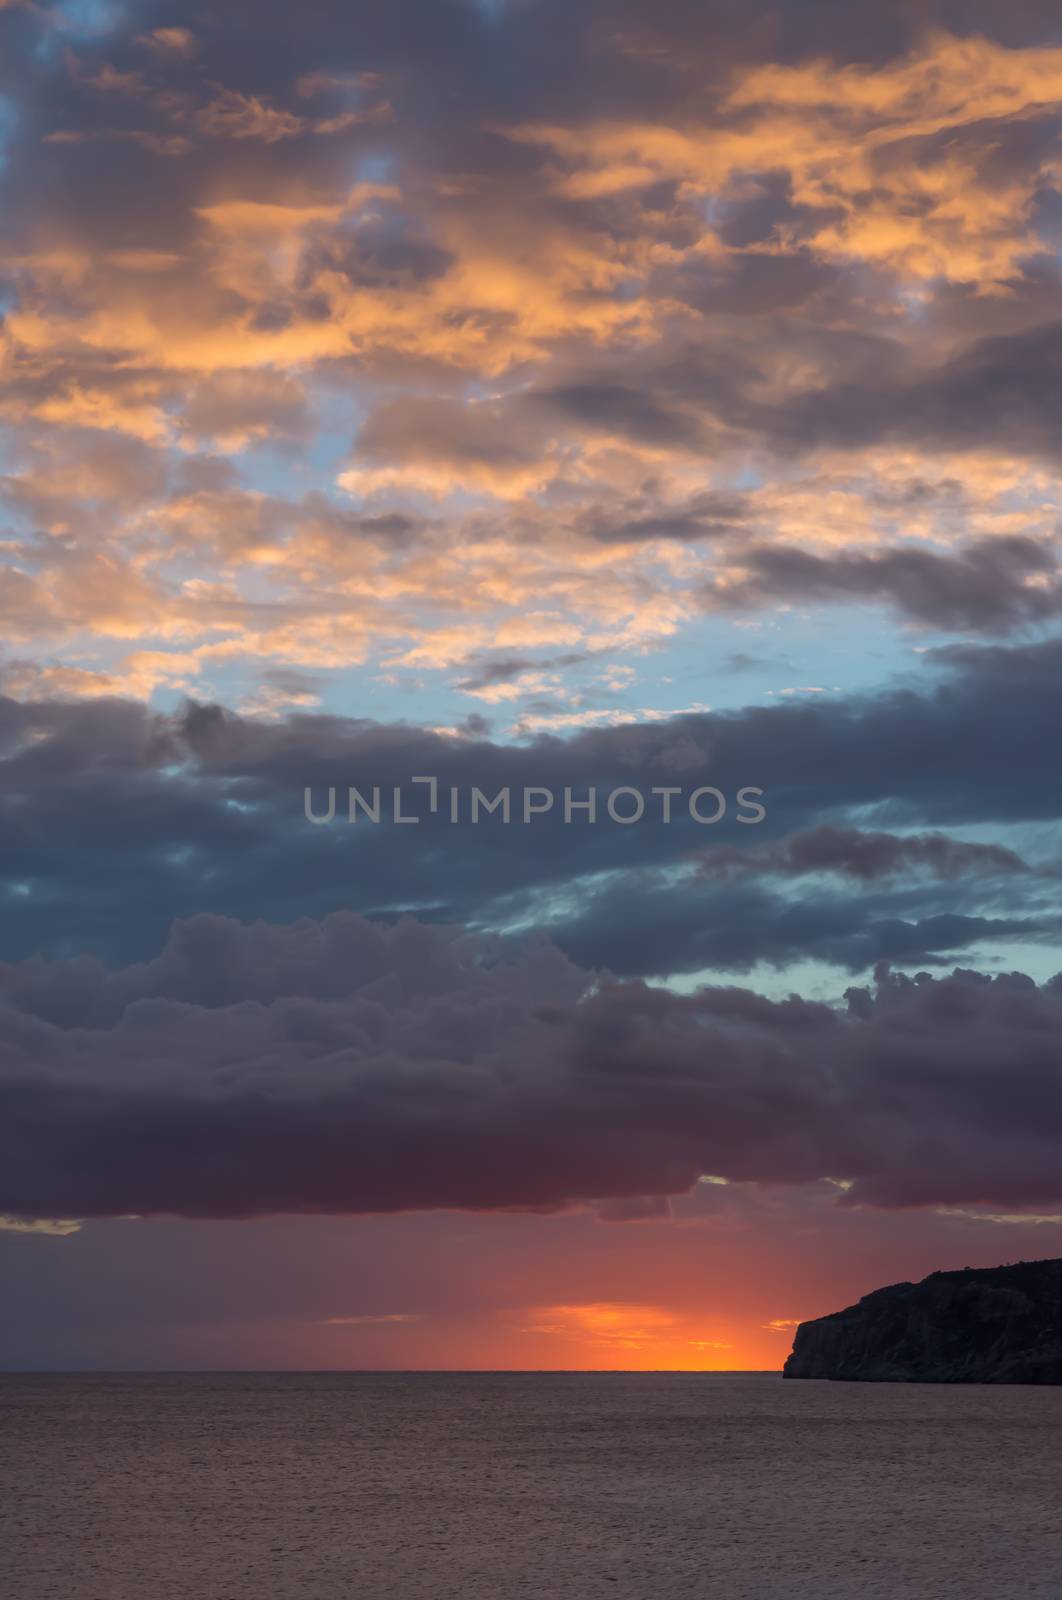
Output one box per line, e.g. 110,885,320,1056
2,911,1062,1221
575,490,754,546
137,27,197,59
548,878,1046,979
342,396,564,499
195,90,305,144
0,635,1059,970
703,536,1062,632
928,635,1062,682
5,10,1062,686
747,321,1062,466
320,1312,424,1326
697,826,1031,883
0,1215,80,1235
454,651,591,694
510,28,1062,286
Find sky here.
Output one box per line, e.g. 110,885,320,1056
2,0,1062,1370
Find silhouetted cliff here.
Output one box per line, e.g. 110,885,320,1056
783,1258,1062,1383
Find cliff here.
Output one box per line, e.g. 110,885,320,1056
783,1257,1062,1383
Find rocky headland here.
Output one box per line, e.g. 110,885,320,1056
783,1257,1062,1383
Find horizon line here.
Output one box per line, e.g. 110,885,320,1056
0,1367,785,1377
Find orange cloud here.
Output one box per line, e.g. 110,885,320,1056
3,24,1062,694
137,26,197,59
195,89,305,143
509,31,1062,286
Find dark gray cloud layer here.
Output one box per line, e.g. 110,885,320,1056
0,637,1060,971
2,911,1061,1221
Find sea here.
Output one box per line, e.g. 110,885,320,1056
3,1372,1062,1599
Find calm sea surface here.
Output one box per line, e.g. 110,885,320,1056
3,1372,1062,1599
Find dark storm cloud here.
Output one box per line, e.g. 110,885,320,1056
0,637,1060,968
0,633,1054,988
173,630,1062,843
2,912,1062,1221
